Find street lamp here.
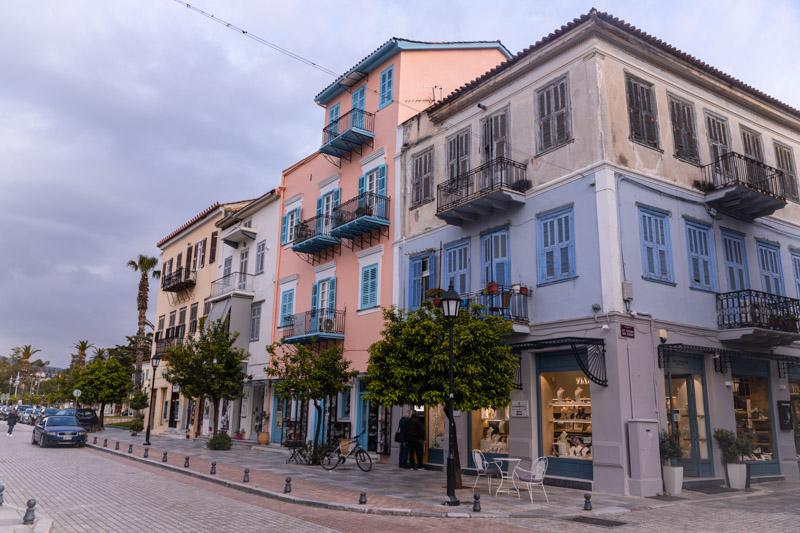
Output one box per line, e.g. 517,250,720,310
143,353,161,446
441,282,462,507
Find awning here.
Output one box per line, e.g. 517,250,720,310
206,298,231,325
510,337,607,387
658,343,800,377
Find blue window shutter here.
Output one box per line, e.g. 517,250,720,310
409,258,422,309
721,230,749,291
316,196,323,235
444,241,470,294
358,175,365,195
360,265,378,309
369,265,378,307
429,252,437,291
281,213,288,245
639,207,672,283
377,164,387,197
360,267,369,309
352,86,365,129
537,208,575,284
792,251,800,298
311,282,319,311
333,188,340,208
685,221,716,291
379,65,393,109
757,241,784,295
328,277,337,311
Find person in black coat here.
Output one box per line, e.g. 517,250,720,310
6,408,18,437
404,411,425,470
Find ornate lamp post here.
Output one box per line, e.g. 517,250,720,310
143,354,161,446
441,283,462,506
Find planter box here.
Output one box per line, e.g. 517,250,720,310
726,463,747,489
662,464,683,496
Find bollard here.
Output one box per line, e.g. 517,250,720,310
162,451,168,463
472,493,481,513
0,485,4,506
115,441,119,451
359,492,367,505
103,439,108,448
128,444,133,454
284,477,292,494
243,469,250,483
93,436,97,444
210,462,216,475
584,493,592,511
184,456,190,468
22,499,36,525
144,448,149,458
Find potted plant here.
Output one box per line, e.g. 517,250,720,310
520,285,529,295
354,205,374,218
486,281,499,295
235,429,245,441
713,428,755,489
659,428,684,495
257,413,270,445
425,288,445,307
511,178,532,192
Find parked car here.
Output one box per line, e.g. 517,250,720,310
27,408,43,425
56,408,99,432
20,408,35,424
31,416,87,448
35,408,60,425
0,406,8,420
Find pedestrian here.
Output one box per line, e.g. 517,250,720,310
405,410,424,470
7,408,18,437
397,410,411,469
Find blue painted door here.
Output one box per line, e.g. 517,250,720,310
722,231,749,291
351,86,365,129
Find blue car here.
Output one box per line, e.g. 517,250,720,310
31,416,87,448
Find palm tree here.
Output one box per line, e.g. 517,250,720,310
73,340,94,368
18,345,41,396
90,347,108,363
127,255,160,395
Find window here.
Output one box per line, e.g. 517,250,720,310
721,229,749,291
203,301,211,317
639,206,674,283
537,206,575,285
279,289,295,327
446,129,470,180
249,303,261,342
157,315,165,341
327,103,340,141
482,110,508,162
685,220,716,292
626,74,659,148
775,142,798,201
223,256,232,279
311,277,337,329
352,85,366,129
741,127,764,162
186,243,193,271
358,165,386,214
255,240,266,274
168,311,176,338
281,208,300,245
444,240,470,294
756,240,784,295
537,76,570,152
792,250,800,298
411,149,433,206
209,231,218,264
359,263,379,309
175,252,182,272
238,249,249,290
668,95,699,163
409,252,436,309
194,238,206,271
482,228,511,286
340,389,351,419
178,307,187,337
706,112,732,180
189,303,198,335
317,189,340,235
379,65,393,109
163,258,173,278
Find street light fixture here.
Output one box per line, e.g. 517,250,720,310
143,353,161,446
441,282,462,507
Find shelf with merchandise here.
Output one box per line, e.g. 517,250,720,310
549,401,591,407
550,419,592,424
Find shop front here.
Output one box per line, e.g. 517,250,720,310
731,358,779,476
355,377,392,455
790,369,800,467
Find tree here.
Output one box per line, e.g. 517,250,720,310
267,342,358,457
72,340,94,368
77,358,134,429
127,255,160,396
366,301,516,487
5,346,48,397
89,347,108,363
165,318,249,436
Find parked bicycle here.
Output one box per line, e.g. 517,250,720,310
320,432,372,472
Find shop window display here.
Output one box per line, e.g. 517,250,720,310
470,407,510,455
733,376,774,461
791,380,800,459
428,405,445,451
540,370,592,460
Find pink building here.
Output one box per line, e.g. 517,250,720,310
268,39,511,453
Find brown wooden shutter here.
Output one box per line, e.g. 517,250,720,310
176,253,182,271
670,99,685,156
209,231,218,264
192,243,199,271
200,238,207,267
627,77,644,140
187,244,193,272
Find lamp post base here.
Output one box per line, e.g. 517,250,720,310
442,495,460,506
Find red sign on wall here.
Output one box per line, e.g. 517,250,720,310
620,324,635,338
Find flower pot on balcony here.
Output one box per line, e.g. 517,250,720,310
487,282,499,295
520,286,529,295
433,298,441,308
501,291,512,309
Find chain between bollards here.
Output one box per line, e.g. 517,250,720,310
243,469,250,483
283,477,291,493
210,462,216,475
472,493,481,512
583,493,592,511
22,499,36,525
162,451,168,463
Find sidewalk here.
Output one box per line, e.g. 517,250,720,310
90,426,799,519
0,502,53,533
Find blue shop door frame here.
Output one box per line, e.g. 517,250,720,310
270,395,284,444
356,378,369,450
731,358,780,477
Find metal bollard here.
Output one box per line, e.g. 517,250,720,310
128,444,133,454
184,456,190,468
359,492,367,505
22,499,36,525
243,469,250,483
162,451,168,463
283,476,291,494
93,436,97,444
210,462,216,475
103,439,108,448
472,493,481,513
115,441,119,451
0,485,4,506
584,493,592,511
144,448,149,458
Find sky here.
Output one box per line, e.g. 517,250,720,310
1,0,799,367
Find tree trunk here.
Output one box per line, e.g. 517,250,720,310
212,397,220,436
99,402,106,430
133,272,148,421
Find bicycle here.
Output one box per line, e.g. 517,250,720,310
320,433,372,472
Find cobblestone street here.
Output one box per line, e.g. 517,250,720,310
2,423,800,532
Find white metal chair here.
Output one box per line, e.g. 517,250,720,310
513,456,549,503
472,449,503,493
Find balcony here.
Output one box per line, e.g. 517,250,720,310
319,108,375,159
290,214,341,255
701,152,787,220
154,336,184,356
717,289,800,346
221,222,257,248
161,268,196,293
436,157,530,225
209,272,255,301
330,192,390,240
461,285,531,334
280,309,346,344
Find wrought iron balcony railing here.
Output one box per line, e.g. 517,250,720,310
717,289,800,333
154,335,184,356
437,157,529,215
320,109,375,158
291,214,341,254
161,268,196,292
702,152,786,200
330,192,390,239
460,285,530,323
280,309,346,343
210,272,255,298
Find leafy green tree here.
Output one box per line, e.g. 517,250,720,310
366,301,516,487
165,318,250,436
127,254,160,394
77,358,134,429
267,343,358,457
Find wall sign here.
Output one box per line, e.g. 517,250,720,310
777,400,793,430
510,401,529,418
620,324,635,338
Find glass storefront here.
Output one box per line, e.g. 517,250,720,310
540,370,592,461
791,380,800,460
427,405,445,463
733,376,775,460
469,406,510,455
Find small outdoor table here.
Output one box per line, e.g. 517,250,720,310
494,457,521,497
285,440,303,464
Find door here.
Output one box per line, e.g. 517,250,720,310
665,374,710,477
238,250,248,290
351,86,365,129
482,111,508,188
722,231,749,291
706,113,732,185
168,388,180,428
791,395,800,458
